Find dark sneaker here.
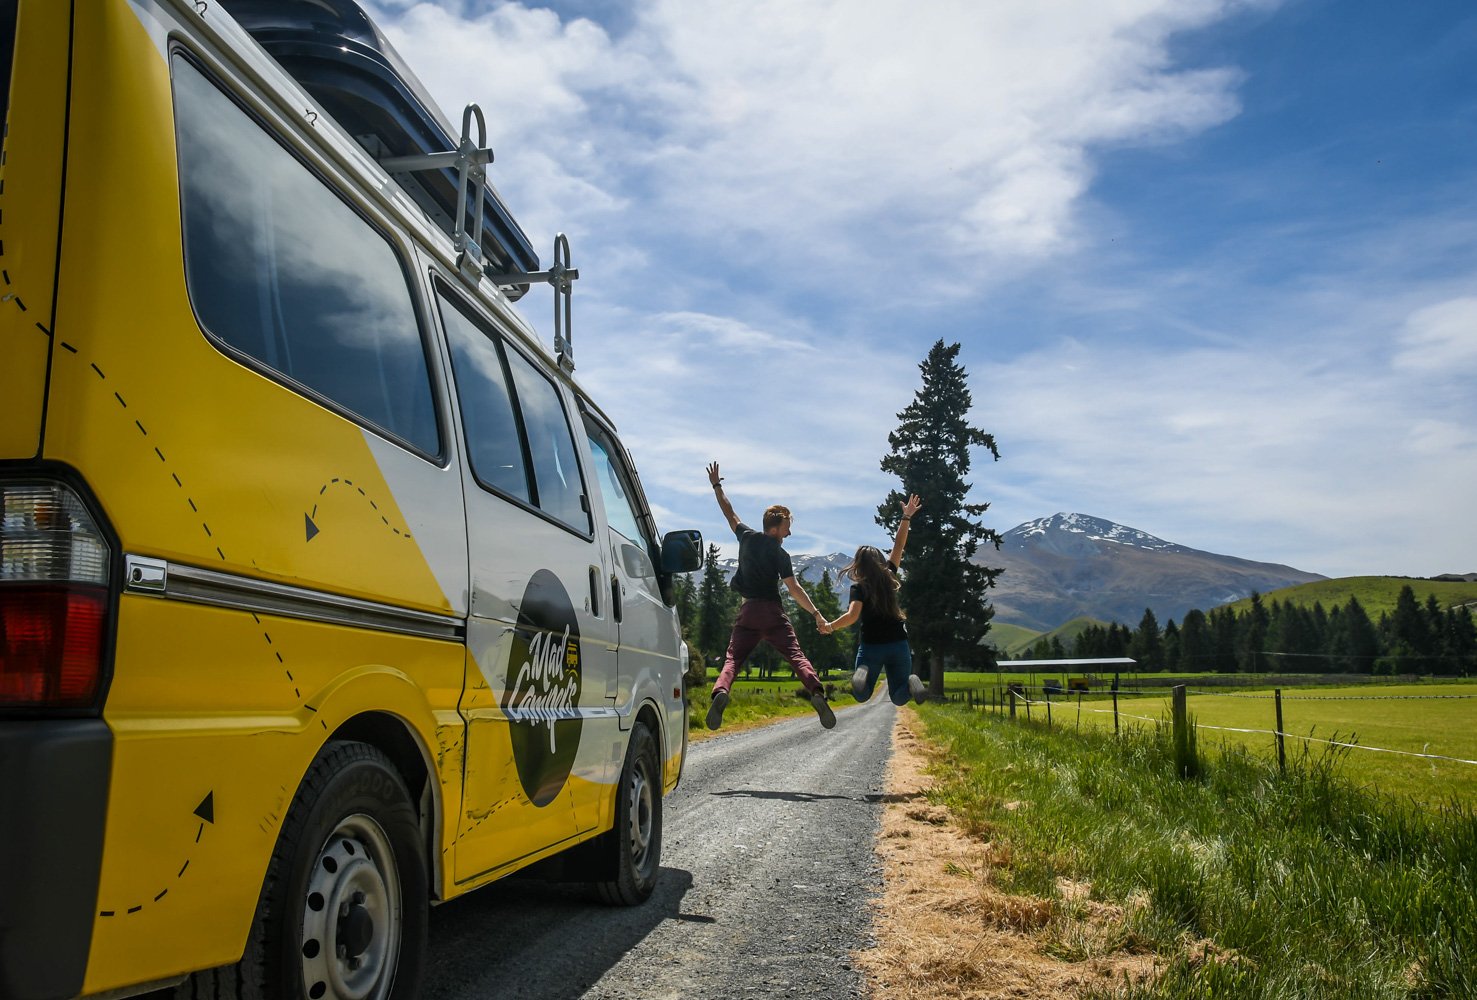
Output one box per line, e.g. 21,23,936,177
908,674,927,703
851,665,869,702
705,688,730,731
810,690,837,729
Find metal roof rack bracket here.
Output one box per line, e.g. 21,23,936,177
379,104,494,281
489,233,579,372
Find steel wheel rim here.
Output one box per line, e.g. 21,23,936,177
299,814,402,1000
628,752,655,875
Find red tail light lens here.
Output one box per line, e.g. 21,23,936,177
0,584,109,706
0,483,112,710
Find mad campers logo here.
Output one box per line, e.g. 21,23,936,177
502,569,583,807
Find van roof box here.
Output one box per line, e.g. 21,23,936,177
217,0,540,294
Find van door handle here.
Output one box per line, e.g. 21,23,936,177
588,566,602,617
611,576,623,623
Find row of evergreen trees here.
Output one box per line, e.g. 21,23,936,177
1017,585,1477,675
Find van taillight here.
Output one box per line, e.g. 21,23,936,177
0,483,112,710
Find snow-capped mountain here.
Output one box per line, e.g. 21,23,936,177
1010,513,1189,555
987,513,1325,631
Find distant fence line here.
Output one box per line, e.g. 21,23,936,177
953,684,1477,772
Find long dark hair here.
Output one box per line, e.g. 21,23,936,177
843,545,904,621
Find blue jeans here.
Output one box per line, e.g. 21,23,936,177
854,639,913,706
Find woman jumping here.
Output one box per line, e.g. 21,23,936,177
825,494,927,705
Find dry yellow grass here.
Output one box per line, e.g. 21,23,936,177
854,709,1164,999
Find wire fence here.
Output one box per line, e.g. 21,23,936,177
951,682,1477,772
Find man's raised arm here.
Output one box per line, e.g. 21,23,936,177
707,461,741,532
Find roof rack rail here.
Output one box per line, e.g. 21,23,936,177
489,234,579,372
380,104,580,369
379,104,496,281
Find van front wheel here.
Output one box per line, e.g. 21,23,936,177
593,722,662,905
247,741,427,1000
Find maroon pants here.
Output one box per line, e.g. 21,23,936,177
713,599,822,694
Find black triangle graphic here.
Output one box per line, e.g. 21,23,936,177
305,513,319,542
194,791,215,824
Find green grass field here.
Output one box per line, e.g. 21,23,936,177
916,704,1477,998
966,681,1477,806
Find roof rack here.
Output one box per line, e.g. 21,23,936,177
381,104,579,371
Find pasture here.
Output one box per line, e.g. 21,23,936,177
965,679,1477,807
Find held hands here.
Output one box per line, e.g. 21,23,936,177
814,611,833,635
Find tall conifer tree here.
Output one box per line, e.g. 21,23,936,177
694,544,736,676
878,340,1003,697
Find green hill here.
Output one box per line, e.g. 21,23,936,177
1222,576,1477,619
986,622,1040,656
988,616,1111,657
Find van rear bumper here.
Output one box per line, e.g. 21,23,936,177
0,720,112,1000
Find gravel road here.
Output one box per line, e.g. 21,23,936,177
422,695,899,1000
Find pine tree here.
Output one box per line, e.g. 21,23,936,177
783,570,846,681
671,573,703,686
877,340,1003,698
694,544,736,677
1131,608,1163,672
1179,609,1212,672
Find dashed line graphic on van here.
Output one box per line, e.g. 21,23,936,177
305,477,413,543
252,612,301,700
67,348,230,562
56,345,312,706
97,792,215,918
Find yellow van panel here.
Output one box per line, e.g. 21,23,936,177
0,0,72,458
84,596,465,994
43,1,453,615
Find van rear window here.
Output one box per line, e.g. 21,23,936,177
171,55,440,458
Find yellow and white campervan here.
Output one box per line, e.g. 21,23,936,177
0,2,701,997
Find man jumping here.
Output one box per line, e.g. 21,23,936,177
704,461,836,731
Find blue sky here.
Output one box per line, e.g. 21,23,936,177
370,0,1477,578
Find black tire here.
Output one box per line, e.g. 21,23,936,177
184,741,428,1000
592,722,662,905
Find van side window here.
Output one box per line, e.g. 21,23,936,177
503,350,589,533
438,286,590,534
437,290,530,503
171,55,440,458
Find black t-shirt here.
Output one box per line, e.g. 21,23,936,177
849,561,908,644
730,522,793,601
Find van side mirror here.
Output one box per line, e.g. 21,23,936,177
660,529,703,574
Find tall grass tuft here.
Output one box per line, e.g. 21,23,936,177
917,704,1477,1000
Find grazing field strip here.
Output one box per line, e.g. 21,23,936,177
982,682,1477,805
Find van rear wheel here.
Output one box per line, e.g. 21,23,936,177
219,741,428,1000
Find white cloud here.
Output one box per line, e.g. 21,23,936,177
371,0,1251,285
975,316,1477,578
1393,297,1477,375
351,1,1476,581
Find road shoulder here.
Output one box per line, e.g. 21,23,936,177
853,708,1159,999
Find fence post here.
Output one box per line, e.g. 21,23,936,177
1274,688,1286,774
1025,691,1032,722
1045,689,1052,729
1077,690,1083,731
1171,684,1197,778
1112,688,1119,735
1009,687,1016,719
